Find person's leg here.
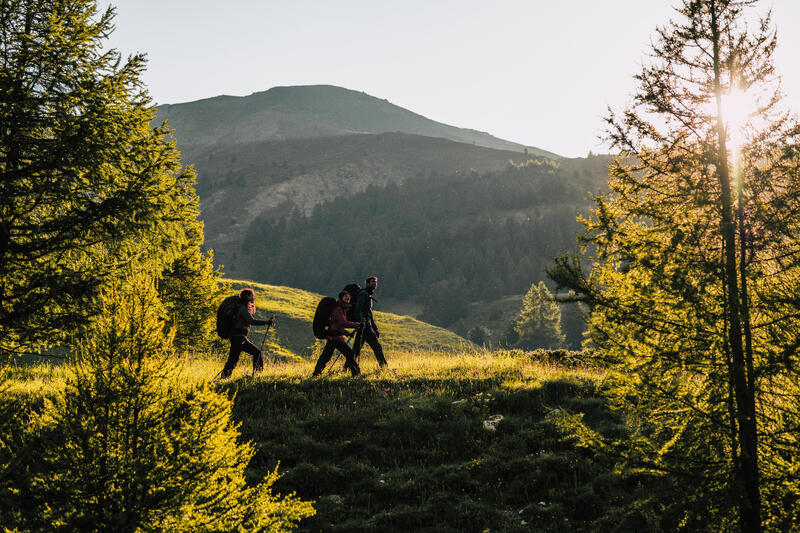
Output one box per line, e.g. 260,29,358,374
239,337,263,372
364,330,387,367
312,341,335,376
333,340,360,376
352,326,365,357
221,336,245,377
347,324,367,371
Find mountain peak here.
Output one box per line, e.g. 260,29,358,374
156,85,559,158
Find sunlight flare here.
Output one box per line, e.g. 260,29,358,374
720,88,756,154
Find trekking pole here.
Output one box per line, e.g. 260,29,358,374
259,318,274,353
252,318,274,376
326,326,359,376
326,352,342,375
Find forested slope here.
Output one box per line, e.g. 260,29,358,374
244,157,609,335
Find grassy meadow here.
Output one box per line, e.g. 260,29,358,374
7,347,651,532
224,280,474,360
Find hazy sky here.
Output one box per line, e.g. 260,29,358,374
105,1,800,158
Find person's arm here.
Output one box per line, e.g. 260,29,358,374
331,307,359,331
239,305,270,326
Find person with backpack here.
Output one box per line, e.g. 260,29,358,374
312,291,361,377
220,288,274,378
352,276,388,369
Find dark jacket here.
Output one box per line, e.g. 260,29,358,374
231,303,268,336
353,289,378,332
327,304,360,342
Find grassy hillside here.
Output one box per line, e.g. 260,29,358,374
223,280,473,361
222,350,641,532
7,348,639,532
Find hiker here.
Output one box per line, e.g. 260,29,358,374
312,291,361,377
352,276,388,369
220,288,274,378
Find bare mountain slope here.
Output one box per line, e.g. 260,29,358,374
156,85,559,158
190,132,546,277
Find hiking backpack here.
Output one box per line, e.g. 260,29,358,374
215,295,240,339
342,283,362,321
312,297,339,339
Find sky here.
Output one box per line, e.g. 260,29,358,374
105,1,800,158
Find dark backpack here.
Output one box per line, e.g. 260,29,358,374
216,295,240,339
342,283,362,321
312,297,338,340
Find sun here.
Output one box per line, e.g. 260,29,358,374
720,89,756,153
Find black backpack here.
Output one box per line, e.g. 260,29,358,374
312,297,338,340
216,295,240,339
342,283,362,321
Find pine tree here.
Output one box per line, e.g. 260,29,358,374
159,223,227,353
513,281,565,350
13,274,313,532
0,0,219,354
550,1,800,529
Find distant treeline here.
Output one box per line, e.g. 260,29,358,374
245,157,608,326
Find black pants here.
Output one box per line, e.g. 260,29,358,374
313,339,360,376
353,326,387,367
221,335,263,377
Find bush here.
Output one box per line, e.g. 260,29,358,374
2,275,313,532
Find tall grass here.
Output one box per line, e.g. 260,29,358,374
215,349,625,532
7,348,641,531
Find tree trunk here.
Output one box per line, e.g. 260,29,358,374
711,4,761,531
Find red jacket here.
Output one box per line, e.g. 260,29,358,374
327,304,360,342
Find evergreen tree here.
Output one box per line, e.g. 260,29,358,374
550,1,800,529
0,0,219,354
513,281,564,350
159,224,227,353
11,274,313,532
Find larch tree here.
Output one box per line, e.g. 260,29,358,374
549,0,800,530
2,275,313,532
0,0,222,355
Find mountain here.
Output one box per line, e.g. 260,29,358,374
154,84,610,344
157,85,560,158
153,85,569,284
187,132,555,271
243,156,611,347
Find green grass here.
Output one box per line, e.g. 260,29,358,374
214,349,630,532
7,342,643,531
225,280,474,360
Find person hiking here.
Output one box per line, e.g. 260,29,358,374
220,288,274,378
351,276,388,369
312,291,361,377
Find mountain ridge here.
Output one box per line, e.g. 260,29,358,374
156,84,560,158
